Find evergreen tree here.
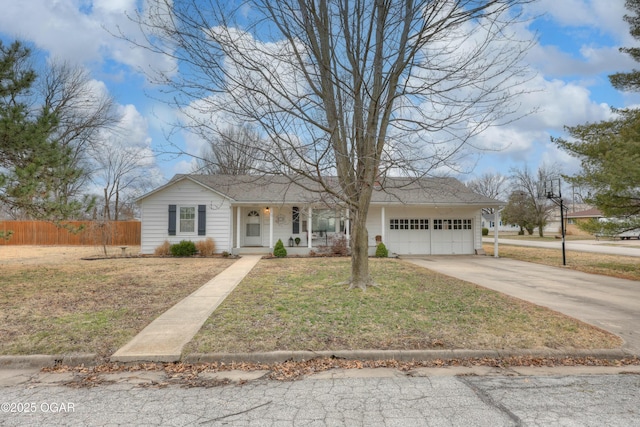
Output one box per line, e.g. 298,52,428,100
554,1,640,232
0,40,85,221
609,0,640,91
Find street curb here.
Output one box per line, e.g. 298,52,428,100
183,348,635,365
0,354,98,369
1,349,636,369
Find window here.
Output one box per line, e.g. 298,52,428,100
433,219,452,230
246,210,260,236
463,219,472,230
390,219,428,230
312,209,337,233
180,207,196,233
292,207,300,234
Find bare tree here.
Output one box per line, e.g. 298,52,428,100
509,164,559,237
40,61,120,206
192,124,262,175
466,172,509,214
91,141,156,221
128,0,534,288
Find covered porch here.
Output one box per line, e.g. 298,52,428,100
229,204,351,255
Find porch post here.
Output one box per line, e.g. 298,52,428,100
381,206,386,243
494,208,499,258
269,208,274,249
308,206,313,249
236,207,241,249
345,208,350,242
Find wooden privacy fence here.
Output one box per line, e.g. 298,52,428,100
0,220,141,246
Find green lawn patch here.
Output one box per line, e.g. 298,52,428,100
185,258,621,354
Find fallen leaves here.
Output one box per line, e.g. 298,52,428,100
40,355,640,387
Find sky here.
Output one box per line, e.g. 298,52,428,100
1,0,638,187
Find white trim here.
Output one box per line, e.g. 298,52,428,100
381,206,386,244
494,210,499,257
269,208,274,249
345,208,350,242
236,207,241,249
307,206,313,249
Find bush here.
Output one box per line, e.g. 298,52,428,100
273,239,287,258
375,242,388,258
195,237,216,256
170,240,197,257
331,234,349,256
482,227,489,236
154,240,171,256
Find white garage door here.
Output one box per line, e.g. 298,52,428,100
387,218,431,255
431,219,474,255
386,217,474,255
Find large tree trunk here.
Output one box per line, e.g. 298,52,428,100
348,182,375,290
349,208,370,290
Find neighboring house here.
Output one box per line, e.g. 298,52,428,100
481,214,520,233
566,208,603,224
136,174,503,256
566,207,603,237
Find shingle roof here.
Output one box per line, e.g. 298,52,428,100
566,208,603,219
164,174,504,207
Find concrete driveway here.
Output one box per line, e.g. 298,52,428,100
404,256,640,355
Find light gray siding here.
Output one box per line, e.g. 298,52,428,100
139,179,231,254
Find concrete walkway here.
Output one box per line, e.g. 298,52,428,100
111,255,262,362
404,256,640,355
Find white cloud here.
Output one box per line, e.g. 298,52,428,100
526,0,628,38
0,0,175,77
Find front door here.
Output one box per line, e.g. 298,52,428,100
245,209,262,246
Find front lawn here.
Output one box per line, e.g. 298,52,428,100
184,258,621,354
485,244,640,281
0,247,234,356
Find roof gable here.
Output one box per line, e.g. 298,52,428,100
136,175,234,203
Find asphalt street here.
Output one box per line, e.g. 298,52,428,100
1,370,640,426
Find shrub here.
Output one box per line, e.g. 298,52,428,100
195,237,216,256
482,227,489,236
375,242,388,258
154,240,171,256
331,234,349,256
273,239,287,257
170,240,197,257
222,251,230,258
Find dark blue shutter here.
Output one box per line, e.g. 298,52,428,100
292,206,299,234
198,205,206,236
168,205,177,235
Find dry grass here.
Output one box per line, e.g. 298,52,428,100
195,238,216,256
153,240,171,256
2,246,626,357
185,258,621,354
0,246,234,356
486,244,640,281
